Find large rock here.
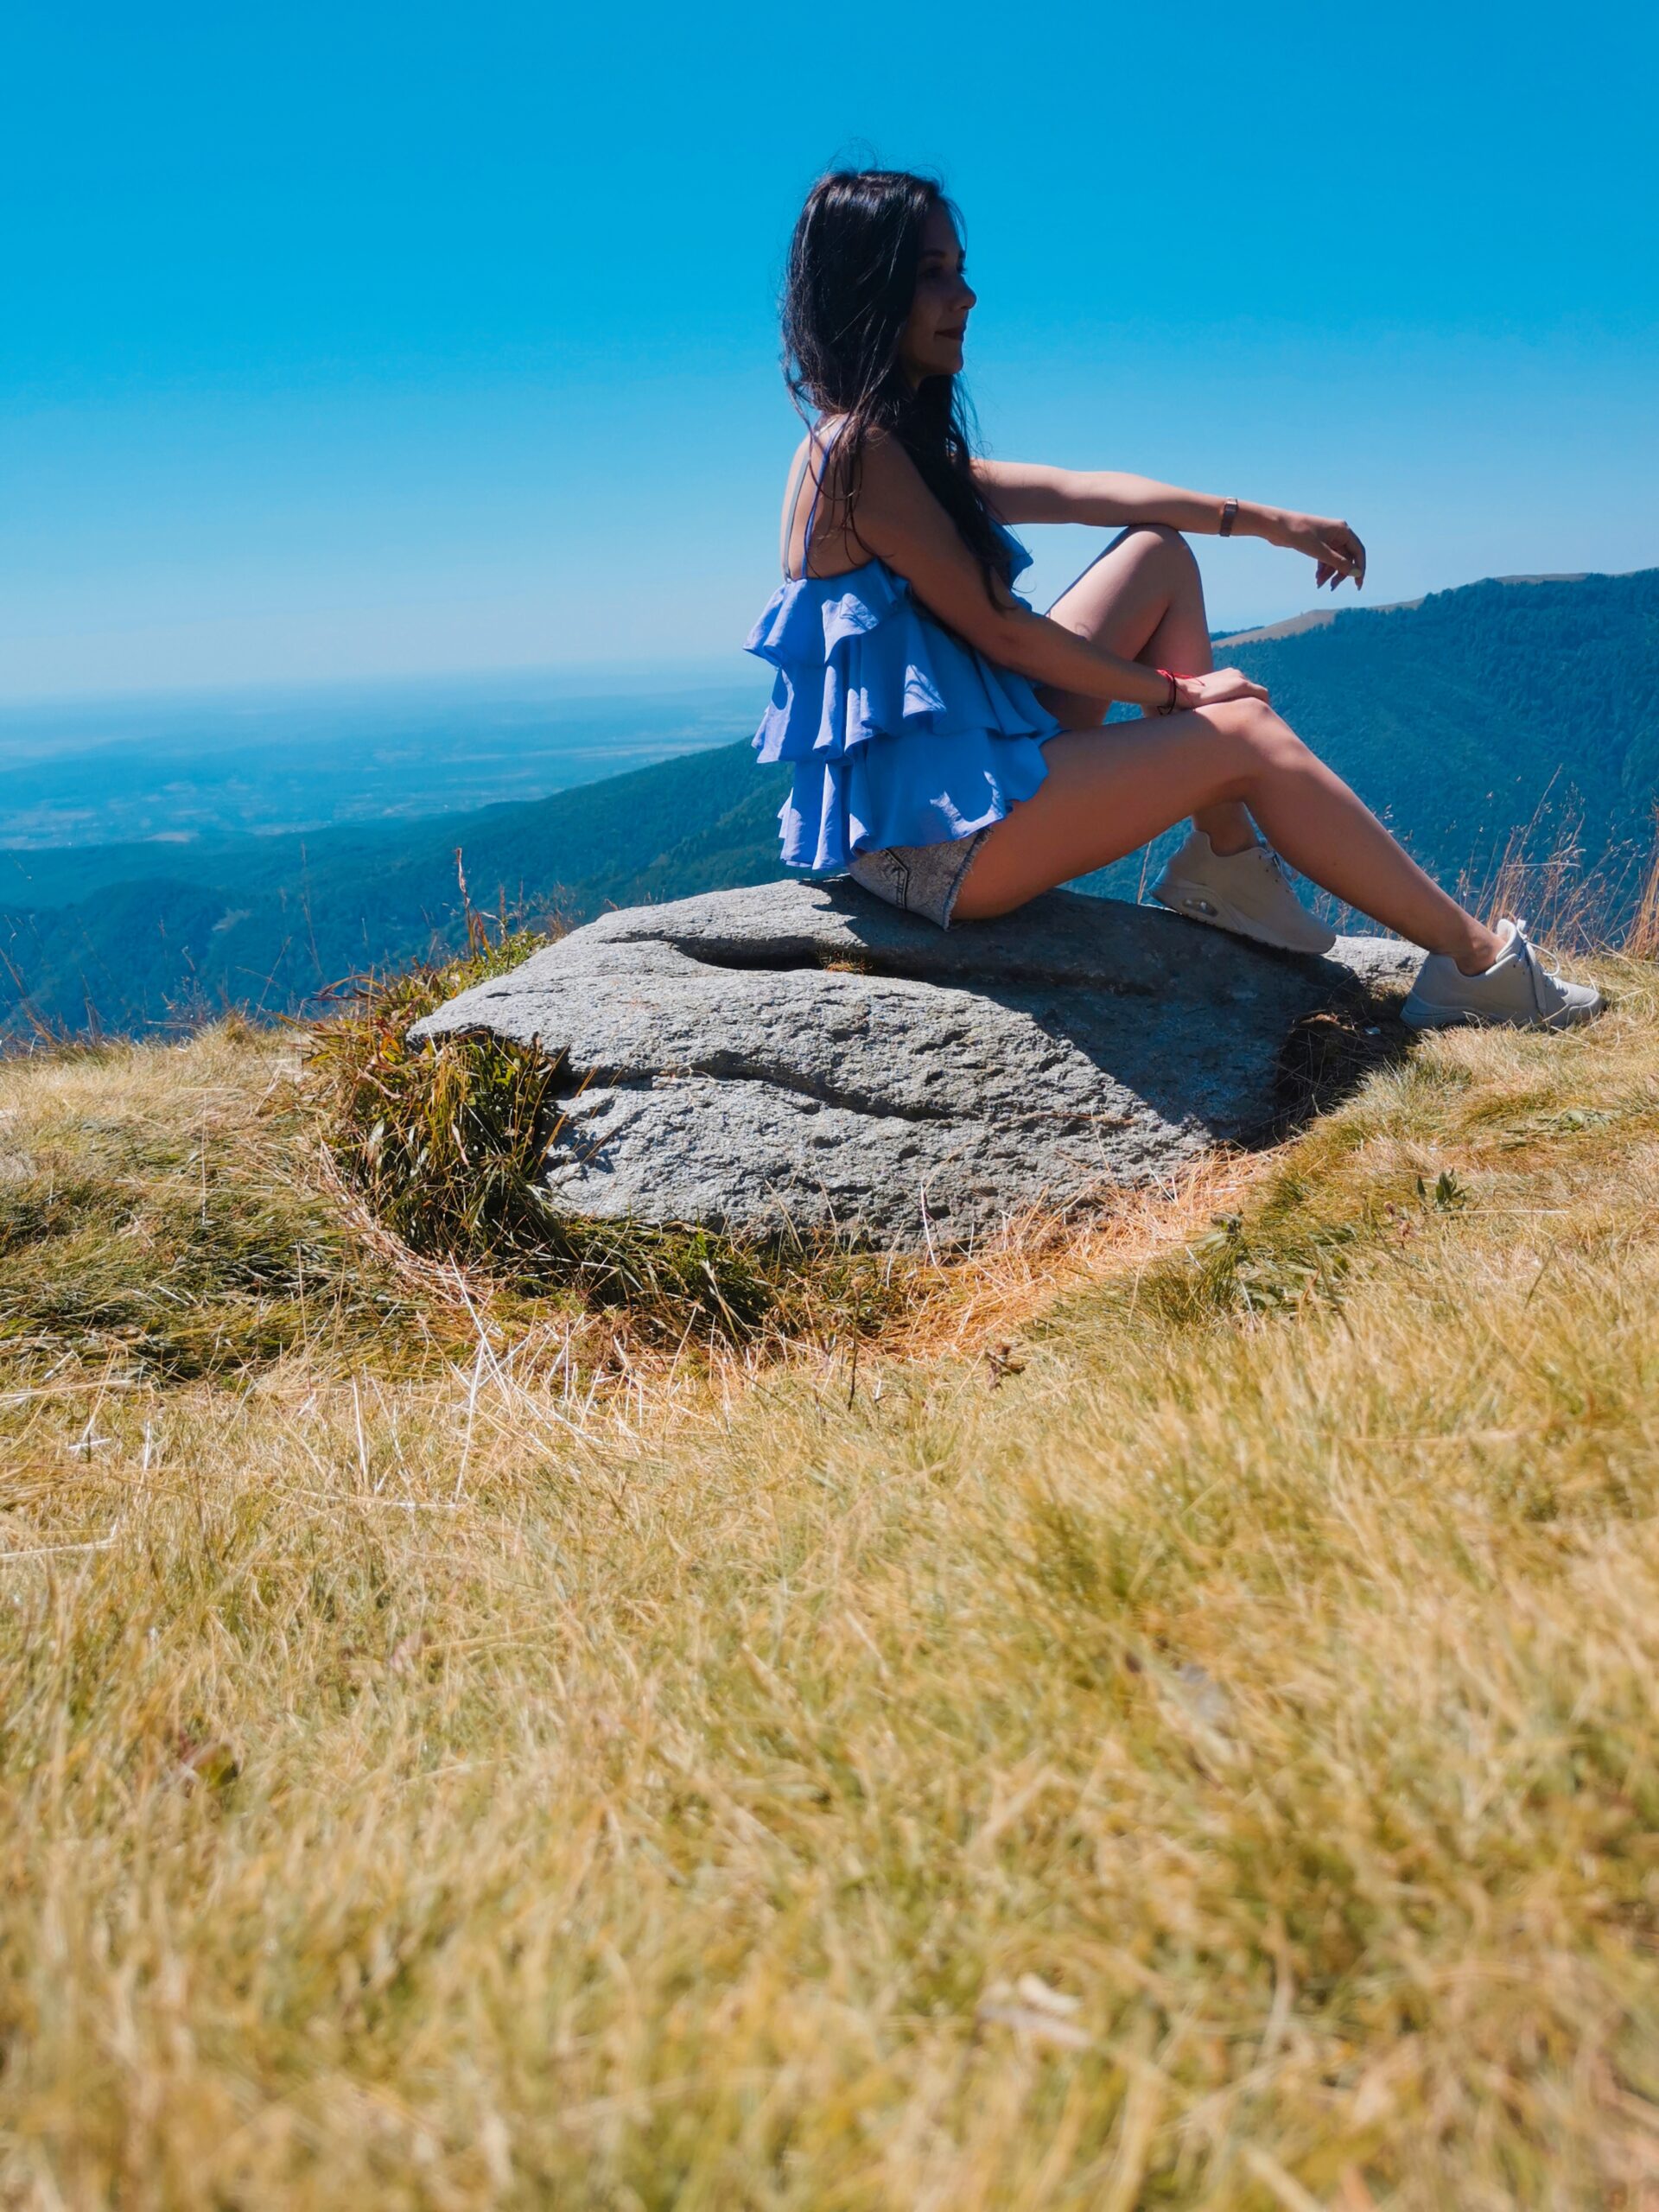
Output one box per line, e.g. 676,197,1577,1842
410,880,1417,1249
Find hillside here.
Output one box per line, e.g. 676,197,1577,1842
3,567,1655,1039
3,938,1658,2202
0,744,791,1039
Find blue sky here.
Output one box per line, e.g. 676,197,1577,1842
3,0,1655,701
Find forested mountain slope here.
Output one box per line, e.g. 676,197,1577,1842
1222,569,1657,889
3,568,1654,1039
0,745,790,1038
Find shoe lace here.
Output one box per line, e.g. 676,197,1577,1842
1262,848,1315,911
1508,918,1558,1017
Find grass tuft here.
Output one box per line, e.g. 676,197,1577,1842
308,931,915,1351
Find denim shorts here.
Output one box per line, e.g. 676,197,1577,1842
847,828,991,931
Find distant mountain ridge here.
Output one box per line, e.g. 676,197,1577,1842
1215,570,1597,647
3,568,1656,1040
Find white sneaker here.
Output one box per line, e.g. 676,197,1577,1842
1401,918,1603,1031
1152,830,1337,956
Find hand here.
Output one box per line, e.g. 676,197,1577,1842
1274,511,1367,591
1173,667,1270,709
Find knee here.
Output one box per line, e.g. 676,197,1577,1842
1205,697,1306,779
1113,521,1199,581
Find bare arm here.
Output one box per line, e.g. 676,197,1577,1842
848,434,1262,711
973,460,1260,534
974,460,1365,590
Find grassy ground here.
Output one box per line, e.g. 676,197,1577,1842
3,952,1659,2208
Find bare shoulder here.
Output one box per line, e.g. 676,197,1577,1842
779,419,940,574
848,424,925,508
795,416,916,511
854,422,906,467
785,416,855,493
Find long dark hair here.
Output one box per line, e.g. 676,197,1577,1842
781,168,1007,592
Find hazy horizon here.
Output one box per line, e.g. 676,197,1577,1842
0,661,772,855
0,653,766,729
6,558,1655,723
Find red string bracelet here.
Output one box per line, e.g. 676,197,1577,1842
1156,667,1180,716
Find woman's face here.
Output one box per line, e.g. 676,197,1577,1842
899,204,976,385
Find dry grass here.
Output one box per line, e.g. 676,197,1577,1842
1628,820,1659,962
3,949,1659,2206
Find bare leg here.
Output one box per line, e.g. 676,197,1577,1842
1039,524,1255,855
956,699,1504,971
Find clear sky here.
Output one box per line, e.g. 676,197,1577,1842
3,0,1655,702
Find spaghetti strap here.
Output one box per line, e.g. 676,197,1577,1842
779,447,812,577
782,420,845,581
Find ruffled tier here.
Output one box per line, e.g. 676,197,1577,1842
772,725,1052,870
744,555,1061,874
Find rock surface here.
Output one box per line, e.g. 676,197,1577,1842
410,880,1419,1249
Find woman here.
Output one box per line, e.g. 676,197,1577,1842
745,169,1599,1032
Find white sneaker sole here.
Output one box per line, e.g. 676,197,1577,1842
1400,991,1602,1033
1152,878,1336,957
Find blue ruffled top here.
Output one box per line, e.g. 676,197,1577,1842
744,510,1062,873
